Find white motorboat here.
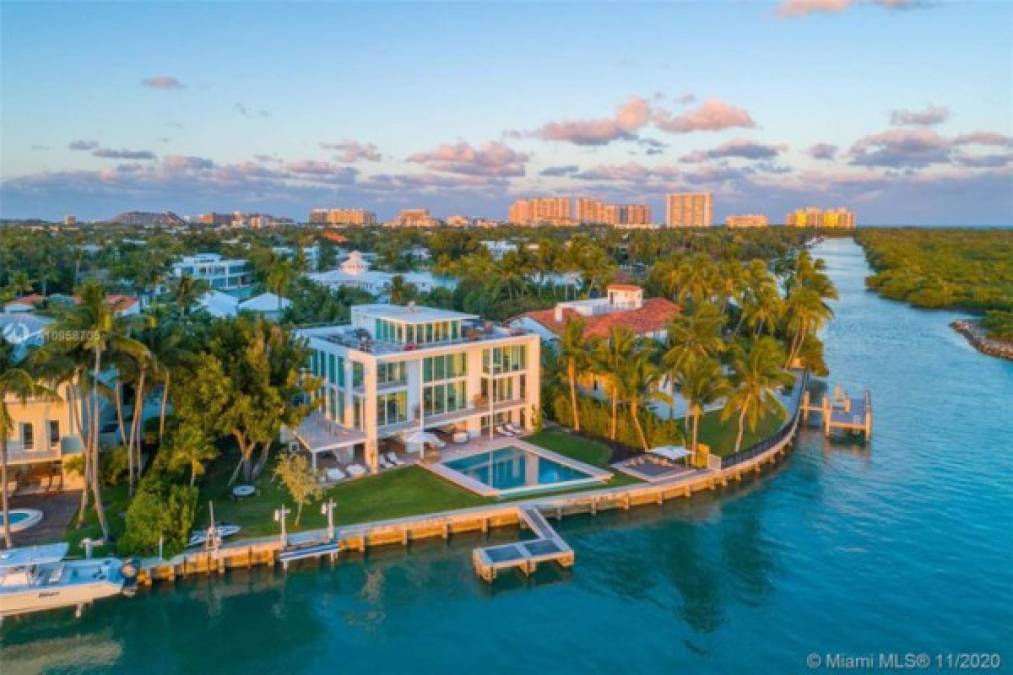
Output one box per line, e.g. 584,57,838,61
187,523,241,548
0,543,138,619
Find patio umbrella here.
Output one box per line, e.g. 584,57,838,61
403,430,445,452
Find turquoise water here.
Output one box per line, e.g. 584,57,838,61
443,446,592,492
2,238,1012,673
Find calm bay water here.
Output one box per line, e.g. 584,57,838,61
3,238,1012,674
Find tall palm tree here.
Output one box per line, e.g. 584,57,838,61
662,302,725,418
54,282,146,540
783,287,834,368
721,337,793,454
557,318,597,432
388,275,416,305
742,285,784,337
592,326,638,440
265,259,296,310
617,343,669,451
1,346,58,548
677,357,729,463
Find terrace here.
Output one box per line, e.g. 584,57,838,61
307,320,530,357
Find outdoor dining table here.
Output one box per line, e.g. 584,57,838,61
232,484,256,499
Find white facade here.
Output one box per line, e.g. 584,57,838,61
171,253,251,293
295,303,540,473
272,245,320,271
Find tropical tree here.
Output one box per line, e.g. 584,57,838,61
557,318,598,432
388,275,417,305
167,424,219,486
53,281,146,539
169,274,209,316
677,357,729,462
265,259,297,310
617,343,669,451
721,337,793,454
0,342,59,548
591,326,638,440
273,453,323,525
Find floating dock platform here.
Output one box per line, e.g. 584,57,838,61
472,505,574,582
802,384,872,437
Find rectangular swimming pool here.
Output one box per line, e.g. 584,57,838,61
441,446,601,496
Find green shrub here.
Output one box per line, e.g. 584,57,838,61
118,459,198,557
101,446,130,486
547,386,683,450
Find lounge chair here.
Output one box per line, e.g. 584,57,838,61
385,452,404,466
495,426,514,437
379,456,393,469
346,463,367,478
505,423,523,435
325,467,346,482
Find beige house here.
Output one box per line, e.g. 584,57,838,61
4,382,86,494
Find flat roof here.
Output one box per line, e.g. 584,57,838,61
353,304,477,323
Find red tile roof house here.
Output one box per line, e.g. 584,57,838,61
508,284,679,344
5,293,140,317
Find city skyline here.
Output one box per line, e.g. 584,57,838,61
1,1,1011,224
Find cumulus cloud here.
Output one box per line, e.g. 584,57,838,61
809,143,838,160
681,139,786,162
320,140,382,162
890,105,950,126
407,141,529,177
777,0,924,17
92,148,157,160
654,99,756,134
849,128,952,168
141,76,184,90
539,165,580,177
69,140,99,151
532,96,651,146
952,132,1013,147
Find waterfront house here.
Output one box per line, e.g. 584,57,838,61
294,303,540,473
307,250,456,299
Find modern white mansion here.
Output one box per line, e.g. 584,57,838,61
294,303,540,473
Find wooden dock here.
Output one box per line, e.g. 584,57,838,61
471,505,574,582
802,384,872,437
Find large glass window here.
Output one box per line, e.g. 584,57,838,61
423,381,467,416
376,391,407,427
377,361,406,386
423,353,467,382
352,362,364,388
482,345,527,374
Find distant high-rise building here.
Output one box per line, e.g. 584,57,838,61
508,197,573,226
573,197,650,226
395,208,438,227
64,215,77,226
197,212,234,227
665,193,713,227
725,214,768,228
623,204,651,226
309,208,377,226
445,214,473,227
785,207,855,228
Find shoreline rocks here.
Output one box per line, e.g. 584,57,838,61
951,319,1013,361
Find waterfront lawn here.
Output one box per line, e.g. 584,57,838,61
524,430,642,487
63,482,130,558
689,408,786,457
198,456,492,537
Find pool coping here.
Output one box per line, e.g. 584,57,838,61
422,438,613,498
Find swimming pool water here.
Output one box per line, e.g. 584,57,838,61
443,446,592,492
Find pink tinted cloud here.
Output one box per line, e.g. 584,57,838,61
889,105,950,126
407,141,529,177
534,96,650,146
320,140,382,162
654,99,756,134
777,0,922,16
141,76,184,90
849,128,951,168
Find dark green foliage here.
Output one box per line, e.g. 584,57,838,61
858,228,1013,312
547,386,683,450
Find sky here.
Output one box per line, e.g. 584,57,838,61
1,0,1011,224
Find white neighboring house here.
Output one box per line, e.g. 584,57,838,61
198,290,240,318
293,303,540,473
238,292,291,321
197,290,290,321
481,240,518,259
171,253,251,294
307,250,457,299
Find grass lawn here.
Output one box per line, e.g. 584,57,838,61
523,430,642,487
684,407,786,457
198,454,491,537
63,482,130,557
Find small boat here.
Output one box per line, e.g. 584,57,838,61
0,543,138,619
187,523,241,548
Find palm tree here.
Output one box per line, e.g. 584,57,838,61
742,285,784,337
617,343,669,451
169,274,208,316
265,259,296,310
677,357,729,463
1,345,58,548
557,318,597,432
54,282,146,540
5,270,34,298
721,337,793,454
592,326,638,440
168,425,218,486
783,287,834,368
388,275,417,305
662,302,725,418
